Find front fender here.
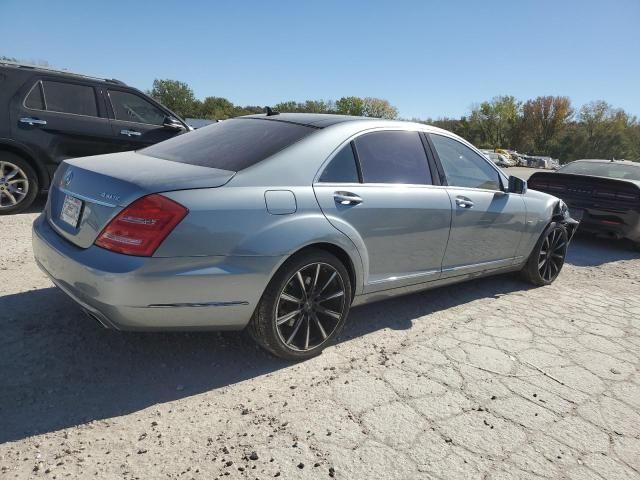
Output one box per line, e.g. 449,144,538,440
520,189,578,258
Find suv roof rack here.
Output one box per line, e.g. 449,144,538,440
0,61,126,86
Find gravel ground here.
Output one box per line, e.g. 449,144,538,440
1,199,640,480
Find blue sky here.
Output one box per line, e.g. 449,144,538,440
1,0,639,119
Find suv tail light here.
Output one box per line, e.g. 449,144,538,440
95,194,188,256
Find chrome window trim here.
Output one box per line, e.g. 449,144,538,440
314,127,436,186
22,80,45,111
22,79,102,119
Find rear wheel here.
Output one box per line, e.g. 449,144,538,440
521,222,568,286
0,153,39,215
248,249,352,360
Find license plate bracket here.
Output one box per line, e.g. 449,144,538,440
60,194,83,228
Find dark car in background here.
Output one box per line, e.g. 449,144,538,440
528,159,640,248
0,62,190,214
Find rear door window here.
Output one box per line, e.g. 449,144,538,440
41,81,98,116
141,118,316,171
354,130,432,184
108,90,167,125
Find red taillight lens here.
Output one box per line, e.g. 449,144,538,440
95,194,188,256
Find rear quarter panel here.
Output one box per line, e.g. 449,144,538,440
157,185,365,294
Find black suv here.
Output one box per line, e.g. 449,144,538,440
0,62,190,214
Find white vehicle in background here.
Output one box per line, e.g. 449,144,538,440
484,152,515,167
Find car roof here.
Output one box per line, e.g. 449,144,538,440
238,113,463,139
570,159,639,166
240,112,378,128
0,61,126,86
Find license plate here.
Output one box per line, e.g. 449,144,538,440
60,194,83,228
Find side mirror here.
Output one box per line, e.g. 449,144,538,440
163,116,185,131
508,175,527,194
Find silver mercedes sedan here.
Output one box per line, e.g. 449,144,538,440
33,113,578,359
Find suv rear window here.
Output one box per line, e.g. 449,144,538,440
141,118,316,171
41,81,98,117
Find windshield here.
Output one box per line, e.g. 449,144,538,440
141,118,317,171
558,161,640,181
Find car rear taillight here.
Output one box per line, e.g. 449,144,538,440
95,194,188,256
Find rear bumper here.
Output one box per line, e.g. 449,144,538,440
32,214,284,330
570,206,640,242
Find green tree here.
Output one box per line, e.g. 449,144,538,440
469,95,521,148
233,105,264,116
522,96,573,154
362,97,398,119
335,96,365,116
273,101,299,112
273,100,333,113
148,79,197,118
302,99,333,113
573,101,638,160
199,96,236,120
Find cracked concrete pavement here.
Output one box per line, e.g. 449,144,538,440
1,205,640,479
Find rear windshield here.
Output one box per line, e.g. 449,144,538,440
558,161,640,181
141,118,316,171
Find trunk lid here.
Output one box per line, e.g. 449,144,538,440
47,151,235,248
528,172,640,209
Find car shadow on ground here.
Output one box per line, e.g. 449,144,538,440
3,234,634,444
0,273,528,444
565,233,639,267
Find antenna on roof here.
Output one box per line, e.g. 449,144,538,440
265,106,280,116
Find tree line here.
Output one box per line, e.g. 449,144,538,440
148,79,398,121
4,55,635,163
145,80,638,163
419,96,640,163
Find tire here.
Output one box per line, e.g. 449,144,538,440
248,248,353,361
0,152,39,215
521,221,568,286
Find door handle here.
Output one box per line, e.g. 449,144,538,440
20,117,47,126
455,197,474,208
334,191,363,205
120,129,141,137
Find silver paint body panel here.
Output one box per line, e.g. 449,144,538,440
32,116,562,331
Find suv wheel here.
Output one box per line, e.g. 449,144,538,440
248,249,352,360
0,153,39,215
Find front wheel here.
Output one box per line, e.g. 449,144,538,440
248,249,352,360
521,222,568,286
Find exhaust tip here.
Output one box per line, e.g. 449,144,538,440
82,308,111,329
